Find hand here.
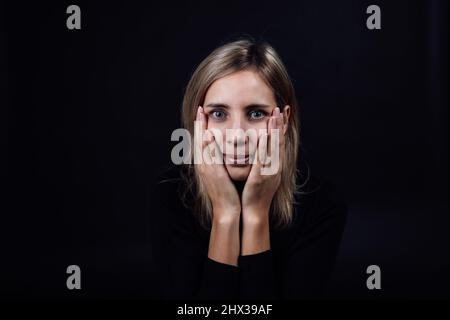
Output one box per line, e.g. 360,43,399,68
195,106,241,266
241,107,287,224
194,106,241,223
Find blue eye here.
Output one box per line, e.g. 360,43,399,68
209,110,226,120
249,110,266,120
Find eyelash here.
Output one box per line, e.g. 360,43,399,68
208,109,268,121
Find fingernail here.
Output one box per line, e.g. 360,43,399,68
200,107,206,121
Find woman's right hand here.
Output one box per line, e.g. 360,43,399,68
196,106,241,266
195,106,241,223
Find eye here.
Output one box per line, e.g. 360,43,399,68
208,109,227,121
248,110,267,120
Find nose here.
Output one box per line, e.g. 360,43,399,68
225,117,248,152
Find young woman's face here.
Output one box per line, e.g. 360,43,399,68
203,69,288,181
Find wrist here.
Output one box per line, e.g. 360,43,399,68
213,202,240,215
210,212,240,266
212,210,240,226
241,215,270,256
242,207,270,226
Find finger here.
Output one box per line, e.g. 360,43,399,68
258,130,268,166
197,106,206,132
275,108,286,169
276,109,285,147
273,107,283,138
202,126,213,148
203,130,217,165
251,130,270,177
202,143,212,166
209,130,224,165
282,107,288,133
248,137,262,179
194,106,205,164
269,108,284,171
267,115,276,157
274,107,282,127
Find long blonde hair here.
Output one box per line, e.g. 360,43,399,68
180,37,303,229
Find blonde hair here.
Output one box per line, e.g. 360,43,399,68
180,37,303,229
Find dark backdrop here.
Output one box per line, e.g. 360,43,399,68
1,0,448,299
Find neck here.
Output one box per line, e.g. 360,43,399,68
233,180,246,195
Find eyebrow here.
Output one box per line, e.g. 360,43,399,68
204,103,273,110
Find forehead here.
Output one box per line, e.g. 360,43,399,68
204,70,276,106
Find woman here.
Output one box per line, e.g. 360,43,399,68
150,37,347,299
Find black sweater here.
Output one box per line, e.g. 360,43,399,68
149,165,347,300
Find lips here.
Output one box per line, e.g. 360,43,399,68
223,154,249,159
223,154,250,165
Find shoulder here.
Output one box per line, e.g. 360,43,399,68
291,174,348,234
151,164,192,205
150,164,202,229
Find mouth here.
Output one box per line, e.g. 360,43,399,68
223,154,250,166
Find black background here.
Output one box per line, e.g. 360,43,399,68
1,0,449,299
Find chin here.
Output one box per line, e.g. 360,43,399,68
226,164,251,181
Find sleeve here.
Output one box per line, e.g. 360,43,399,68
281,180,348,299
149,174,239,300
238,249,276,299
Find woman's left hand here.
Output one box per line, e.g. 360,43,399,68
241,107,287,224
